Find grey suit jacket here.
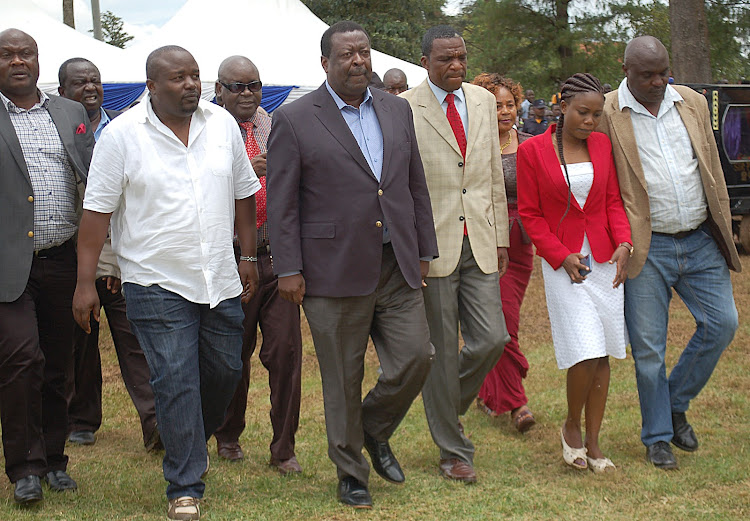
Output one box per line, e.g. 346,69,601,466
267,83,438,297
0,94,94,301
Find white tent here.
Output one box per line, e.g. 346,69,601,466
126,0,427,96
0,0,144,89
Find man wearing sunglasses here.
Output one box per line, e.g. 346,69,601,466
212,55,303,476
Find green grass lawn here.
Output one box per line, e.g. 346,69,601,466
2,256,748,520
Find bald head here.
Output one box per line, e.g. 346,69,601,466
622,35,670,111
623,36,668,68
217,55,257,82
146,45,195,81
0,28,40,107
383,68,408,95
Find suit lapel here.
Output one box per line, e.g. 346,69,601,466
0,103,32,187
312,84,377,181
414,80,463,158
464,87,483,158
48,97,86,180
607,96,649,193
372,91,392,185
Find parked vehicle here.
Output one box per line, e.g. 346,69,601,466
684,83,750,252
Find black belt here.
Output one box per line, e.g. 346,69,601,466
34,238,75,258
652,222,705,240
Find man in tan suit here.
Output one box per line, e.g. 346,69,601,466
401,25,510,483
599,36,740,471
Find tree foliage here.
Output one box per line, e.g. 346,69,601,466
96,10,134,49
301,0,448,64
458,0,750,98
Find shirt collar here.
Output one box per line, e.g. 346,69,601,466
97,106,111,127
325,80,373,110
236,110,261,128
427,76,465,106
618,77,683,117
141,92,213,125
0,89,49,112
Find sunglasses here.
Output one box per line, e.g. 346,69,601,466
220,80,263,93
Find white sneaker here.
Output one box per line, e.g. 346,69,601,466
167,496,200,520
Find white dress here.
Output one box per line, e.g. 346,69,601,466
541,162,628,369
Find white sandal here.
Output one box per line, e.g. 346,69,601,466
586,456,616,474
561,427,587,470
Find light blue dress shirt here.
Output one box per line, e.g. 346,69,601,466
94,107,111,142
325,81,384,181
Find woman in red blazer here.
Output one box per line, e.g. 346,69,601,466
517,73,632,474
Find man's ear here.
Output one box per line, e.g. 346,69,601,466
214,82,223,106
321,56,329,74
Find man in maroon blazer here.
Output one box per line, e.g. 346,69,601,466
267,21,438,509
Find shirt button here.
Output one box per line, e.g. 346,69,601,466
458,161,464,167
375,221,383,228
459,216,465,221
28,195,34,202
378,189,383,196
462,189,466,194
28,231,34,237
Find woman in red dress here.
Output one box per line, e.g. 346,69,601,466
472,73,536,433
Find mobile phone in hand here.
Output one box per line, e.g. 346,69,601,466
571,254,591,284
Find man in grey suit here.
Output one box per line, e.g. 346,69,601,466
267,21,438,509
0,28,94,504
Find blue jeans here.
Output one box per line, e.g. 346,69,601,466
624,225,737,447
123,284,243,499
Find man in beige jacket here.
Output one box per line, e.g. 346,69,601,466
401,25,510,483
599,36,740,471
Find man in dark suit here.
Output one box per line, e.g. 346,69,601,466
267,21,438,509
0,28,94,504
57,57,159,451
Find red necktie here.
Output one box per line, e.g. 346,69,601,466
240,121,266,228
446,93,466,158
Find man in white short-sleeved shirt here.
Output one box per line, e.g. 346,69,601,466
73,46,260,521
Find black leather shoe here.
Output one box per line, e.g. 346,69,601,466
671,412,699,452
337,476,372,509
363,431,405,484
68,430,95,445
14,475,43,504
44,470,78,491
646,441,679,470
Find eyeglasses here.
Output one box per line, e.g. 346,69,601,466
219,80,263,93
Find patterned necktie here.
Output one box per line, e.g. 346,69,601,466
446,93,466,158
239,121,266,228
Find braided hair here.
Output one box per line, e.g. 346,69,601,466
555,73,605,234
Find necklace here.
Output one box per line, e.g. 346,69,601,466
500,131,513,153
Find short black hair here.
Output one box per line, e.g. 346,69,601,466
58,57,96,86
321,21,370,58
146,45,191,80
421,25,461,57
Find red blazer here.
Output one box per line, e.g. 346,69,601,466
516,125,631,269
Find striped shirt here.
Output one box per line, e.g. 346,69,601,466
1,91,79,250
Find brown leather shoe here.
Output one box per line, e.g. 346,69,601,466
439,458,477,483
217,441,244,462
270,456,302,475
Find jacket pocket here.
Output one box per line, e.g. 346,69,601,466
301,222,335,238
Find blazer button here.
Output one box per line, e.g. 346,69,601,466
375,221,383,228
28,231,34,237
378,189,383,196
459,216,465,221
462,189,466,194
28,195,34,202
458,161,464,167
